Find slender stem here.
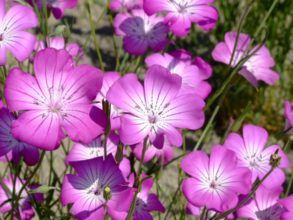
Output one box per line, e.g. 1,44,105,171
253,0,279,39
163,180,183,220
194,103,221,150
85,1,105,70
285,167,293,196
200,207,207,220
103,101,111,158
18,151,46,198
41,0,49,43
126,138,148,220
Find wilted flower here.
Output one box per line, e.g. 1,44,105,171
145,51,212,99
224,124,291,189
0,1,38,65
0,107,39,166
212,32,279,86
5,48,105,150
61,155,134,219
143,0,218,37
181,145,251,212
107,65,205,149
114,9,169,55
237,186,285,220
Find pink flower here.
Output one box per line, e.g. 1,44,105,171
0,176,42,220
224,124,291,189
35,37,83,61
65,133,119,163
145,51,212,99
133,139,174,164
0,107,39,166
280,195,293,220
212,32,279,86
95,71,122,130
26,0,77,19
4,48,105,151
107,65,205,149
284,101,293,133
143,0,218,37
133,178,165,219
0,1,38,65
181,145,251,212
237,186,285,220
114,9,169,55
110,0,142,11
61,155,135,220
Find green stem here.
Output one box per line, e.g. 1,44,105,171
126,138,148,220
85,1,106,70
285,167,293,196
18,151,46,199
163,180,183,220
41,0,49,43
200,207,207,220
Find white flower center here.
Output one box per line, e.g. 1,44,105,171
87,181,106,201
244,153,266,171
170,0,194,13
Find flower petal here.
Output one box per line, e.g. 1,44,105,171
4,68,43,111
11,111,64,150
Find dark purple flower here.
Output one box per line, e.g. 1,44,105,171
61,155,135,219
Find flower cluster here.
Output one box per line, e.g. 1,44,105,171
0,0,291,220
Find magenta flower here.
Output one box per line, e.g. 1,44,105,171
4,48,105,151
280,195,293,220
110,0,142,11
224,124,291,189
66,133,119,163
181,145,251,212
61,155,134,219
95,71,122,130
35,37,83,60
0,176,42,219
145,51,212,99
143,0,218,37
107,65,205,149
237,186,285,220
0,1,38,65
27,0,77,19
0,107,39,166
284,101,293,133
114,9,169,55
212,32,279,86
133,139,174,164
133,178,165,219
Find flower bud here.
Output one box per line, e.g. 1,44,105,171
270,150,281,168
103,186,112,201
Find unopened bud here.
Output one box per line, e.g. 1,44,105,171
270,150,281,168
103,186,112,201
